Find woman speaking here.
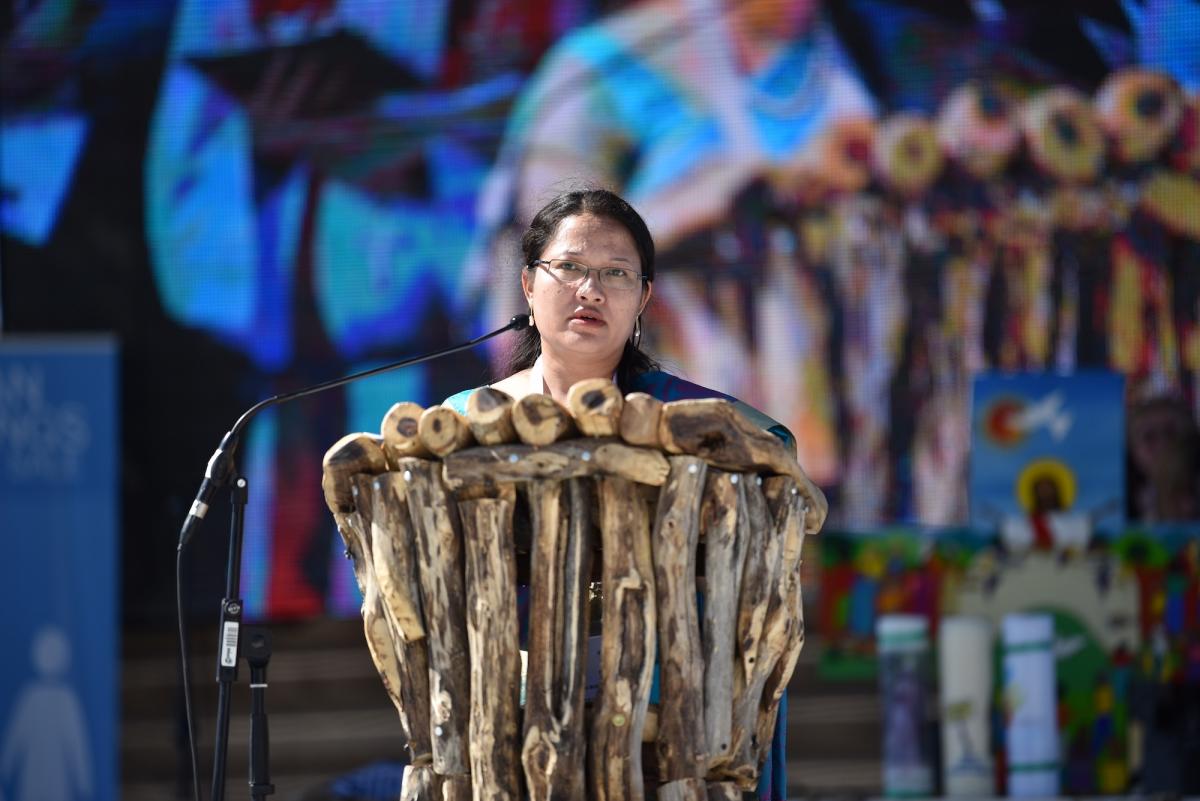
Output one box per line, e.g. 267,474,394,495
445,188,826,800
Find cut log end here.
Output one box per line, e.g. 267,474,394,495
322,432,388,513
382,401,431,463
418,405,475,457
512,394,576,445
566,377,624,437
466,387,518,445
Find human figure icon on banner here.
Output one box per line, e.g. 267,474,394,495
0,627,92,801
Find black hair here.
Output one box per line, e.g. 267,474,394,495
501,188,659,390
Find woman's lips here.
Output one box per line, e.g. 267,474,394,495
568,313,606,327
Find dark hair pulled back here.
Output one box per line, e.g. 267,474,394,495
502,189,658,390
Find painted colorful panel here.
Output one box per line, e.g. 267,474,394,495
970,371,1126,533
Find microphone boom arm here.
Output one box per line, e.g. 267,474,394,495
177,313,529,547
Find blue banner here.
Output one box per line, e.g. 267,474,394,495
0,337,119,801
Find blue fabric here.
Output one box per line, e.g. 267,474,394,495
445,370,794,800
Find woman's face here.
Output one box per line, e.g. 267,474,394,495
522,212,651,368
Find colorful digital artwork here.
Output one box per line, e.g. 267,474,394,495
4,1,1200,621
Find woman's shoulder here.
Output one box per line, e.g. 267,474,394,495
629,370,733,402
442,387,475,415
631,371,797,455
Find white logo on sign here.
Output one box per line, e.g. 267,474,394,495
0,365,91,481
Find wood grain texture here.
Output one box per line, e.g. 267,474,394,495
460,492,521,801
512,394,576,445
402,458,472,777
651,456,710,783
657,778,707,801
657,398,827,535
619,392,664,449
465,387,518,445
440,775,472,801
521,478,594,801
382,402,431,464
754,478,808,768
565,378,624,437
362,474,433,763
368,473,426,642
418,405,475,457
724,476,803,788
443,438,669,490
720,476,769,789
400,764,440,801
322,432,388,514
699,471,747,773
704,781,742,801
590,477,657,801
338,478,424,761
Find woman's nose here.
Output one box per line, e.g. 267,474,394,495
575,272,605,300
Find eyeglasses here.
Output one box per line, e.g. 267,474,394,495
529,259,648,292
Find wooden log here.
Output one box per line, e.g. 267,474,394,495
705,781,742,801
734,478,771,688
699,471,747,773
723,477,802,789
657,778,707,801
322,432,388,514
565,378,624,437
652,456,710,783
522,478,594,801
619,393,667,450
324,473,371,597
402,459,472,778
399,765,440,801
418,405,475,457
382,402,431,464
512,394,576,446
754,574,805,770
465,387,518,445
460,493,522,801
763,477,806,583
440,776,472,801
340,479,427,764
716,476,768,790
359,475,435,764
367,473,425,642
753,478,808,767
443,438,669,490
619,392,664,448
658,398,827,535
590,476,657,801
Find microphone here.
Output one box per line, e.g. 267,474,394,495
177,313,530,547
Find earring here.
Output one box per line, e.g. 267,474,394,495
528,305,536,328
632,315,642,348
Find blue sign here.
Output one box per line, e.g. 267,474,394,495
970,371,1125,533
0,338,119,801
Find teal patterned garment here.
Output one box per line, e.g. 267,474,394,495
445,369,794,801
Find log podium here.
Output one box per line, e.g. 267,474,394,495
322,380,823,801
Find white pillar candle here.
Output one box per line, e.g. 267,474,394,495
939,615,994,796
1003,612,1059,797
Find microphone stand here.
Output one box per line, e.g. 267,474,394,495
176,315,529,801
